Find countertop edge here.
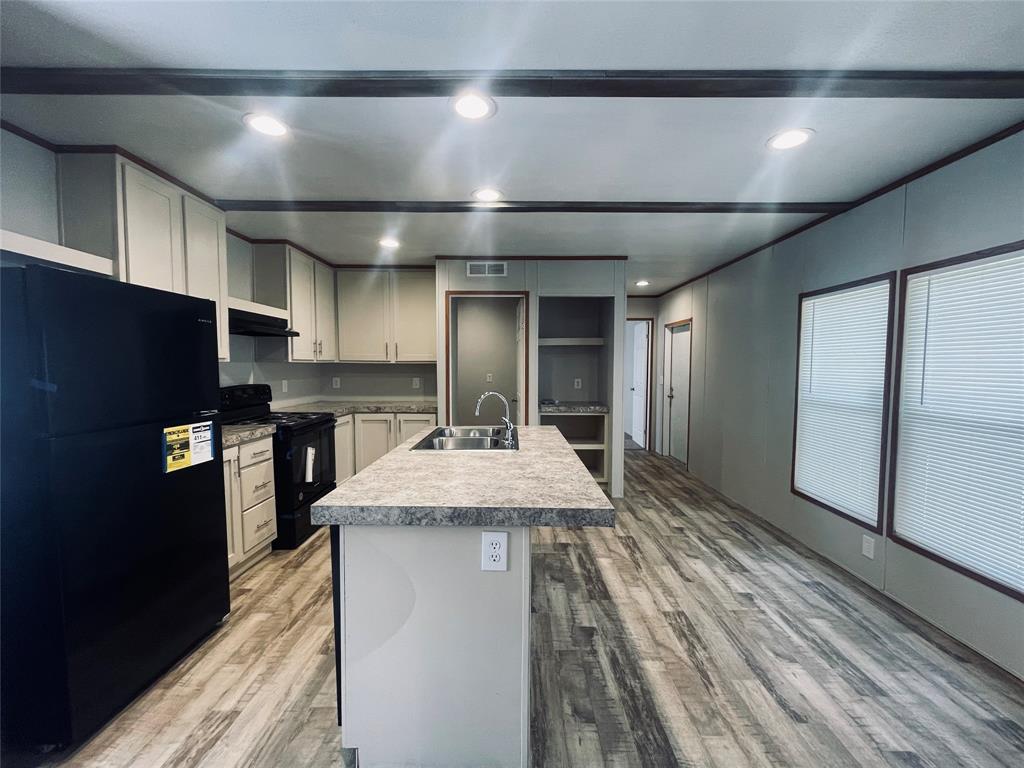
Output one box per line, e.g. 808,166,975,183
311,505,616,528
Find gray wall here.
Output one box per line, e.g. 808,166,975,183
218,336,435,403
226,232,254,300
653,133,1024,677
452,297,520,424
0,128,60,243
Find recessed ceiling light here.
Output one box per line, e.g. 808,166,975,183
378,237,400,249
243,113,288,137
453,90,497,120
635,280,650,287
472,187,503,203
767,128,814,150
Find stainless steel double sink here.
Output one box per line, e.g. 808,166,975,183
411,426,519,451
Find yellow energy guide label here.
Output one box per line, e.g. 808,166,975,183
162,421,214,473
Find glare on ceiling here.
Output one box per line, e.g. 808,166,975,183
378,237,400,249
453,90,497,120
767,128,814,150
635,280,650,287
243,113,288,137
472,187,504,203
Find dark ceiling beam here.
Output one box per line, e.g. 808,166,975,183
216,200,849,214
4,68,1023,98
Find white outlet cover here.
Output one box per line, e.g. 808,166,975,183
861,534,875,560
481,531,508,572
573,378,583,389
486,373,494,383
332,376,341,389
282,379,289,393
412,377,421,389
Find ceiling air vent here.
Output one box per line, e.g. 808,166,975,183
466,261,508,278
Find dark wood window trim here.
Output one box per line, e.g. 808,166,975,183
790,271,897,535
444,291,530,428
885,239,1024,603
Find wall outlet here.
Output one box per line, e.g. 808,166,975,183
282,379,289,394
481,531,508,572
861,534,875,560
332,376,341,389
573,377,583,390
412,377,421,390
486,372,494,383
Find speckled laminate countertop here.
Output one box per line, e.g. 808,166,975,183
276,400,437,417
539,401,609,414
221,424,277,448
311,425,614,527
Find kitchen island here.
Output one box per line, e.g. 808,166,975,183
311,425,614,768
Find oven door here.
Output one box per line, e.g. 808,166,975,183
283,420,337,510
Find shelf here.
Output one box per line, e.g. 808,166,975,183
538,337,605,347
569,441,606,451
1,229,115,276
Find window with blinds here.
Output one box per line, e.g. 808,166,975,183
793,276,894,529
891,248,1023,596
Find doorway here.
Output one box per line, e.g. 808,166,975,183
663,319,691,465
623,318,652,449
445,292,529,426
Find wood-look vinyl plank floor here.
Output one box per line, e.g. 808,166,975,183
5,452,1022,767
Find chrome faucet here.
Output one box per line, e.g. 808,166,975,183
475,391,514,435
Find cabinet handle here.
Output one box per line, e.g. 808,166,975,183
394,341,398,360
251,449,270,458
255,519,272,531
254,480,272,490
384,341,389,360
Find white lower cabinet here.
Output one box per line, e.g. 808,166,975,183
335,415,355,482
397,413,437,444
354,413,395,473
223,436,277,579
351,412,437,473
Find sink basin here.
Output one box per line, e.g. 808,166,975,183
412,426,519,451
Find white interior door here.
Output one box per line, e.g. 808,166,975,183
664,324,691,463
515,298,526,425
631,322,649,447
623,322,636,439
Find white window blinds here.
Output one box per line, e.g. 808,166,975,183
794,278,892,526
892,249,1024,594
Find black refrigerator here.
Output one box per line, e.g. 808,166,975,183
1,264,230,748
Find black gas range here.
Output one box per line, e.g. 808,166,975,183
220,384,336,550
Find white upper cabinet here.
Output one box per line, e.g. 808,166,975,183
338,269,435,363
288,248,317,361
314,260,338,361
391,270,436,362
182,196,229,360
338,269,392,362
121,164,185,293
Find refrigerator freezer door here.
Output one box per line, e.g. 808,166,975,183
25,265,219,436
45,418,229,743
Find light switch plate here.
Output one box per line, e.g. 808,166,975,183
481,531,508,571
861,535,875,560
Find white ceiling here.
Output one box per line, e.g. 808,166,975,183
1,1,1022,295
3,1,1023,70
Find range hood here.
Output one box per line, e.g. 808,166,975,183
228,308,299,338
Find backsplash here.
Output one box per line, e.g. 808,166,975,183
219,336,437,403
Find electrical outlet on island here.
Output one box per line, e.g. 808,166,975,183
573,378,583,390
481,531,508,571
282,379,289,394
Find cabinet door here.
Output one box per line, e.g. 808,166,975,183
121,164,184,293
338,270,391,361
354,413,395,472
335,415,356,481
314,260,338,361
182,196,229,360
289,248,316,361
222,449,241,572
392,271,436,361
397,413,436,444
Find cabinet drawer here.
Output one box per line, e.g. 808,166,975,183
239,437,274,468
240,459,275,509
241,496,277,553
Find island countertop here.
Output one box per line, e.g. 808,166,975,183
311,425,615,527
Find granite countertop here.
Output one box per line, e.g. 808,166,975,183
539,401,609,414
276,400,438,417
311,425,615,528
222,423,277,448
